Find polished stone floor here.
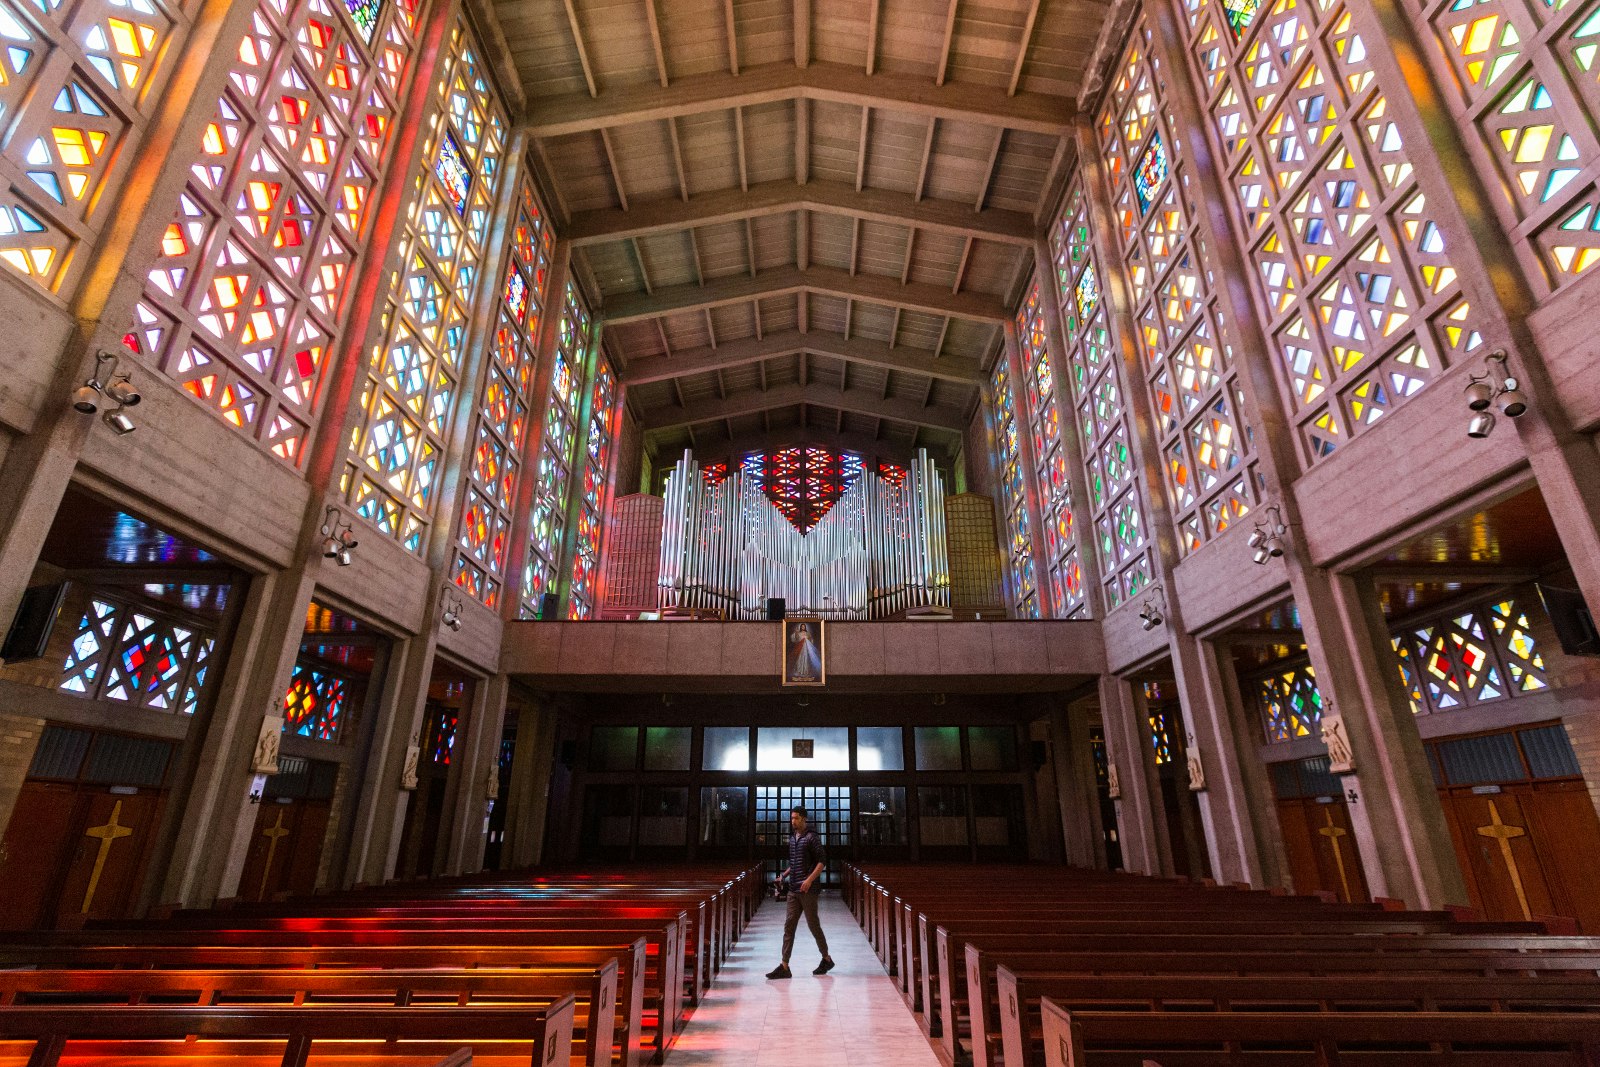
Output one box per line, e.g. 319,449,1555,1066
666,891,942,1066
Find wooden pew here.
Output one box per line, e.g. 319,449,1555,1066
997,967,1600,1067
1039,999,1600,1067
0,998,575,1067
0,940,652,1067
0,963,616,1067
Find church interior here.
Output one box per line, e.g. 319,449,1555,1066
2,0,1600,1060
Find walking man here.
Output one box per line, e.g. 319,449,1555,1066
767,805,834,979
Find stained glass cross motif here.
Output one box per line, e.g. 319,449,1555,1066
434,129,471,214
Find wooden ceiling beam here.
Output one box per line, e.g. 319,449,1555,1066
794,0,809,67
564,179,1035,246
523,62,1074,138
599,127,628,210
687,426,921,469
620,328,985,385
936,0,960,86
724,0,739,74
666,118,689,201
734,106,749,192
561,0,598,97
640,381,968,431
795,97,809,185
866,0,882,75
1009,0,1043,96
914,119,936,201
602,265,1011,324
855,106,870,192
975,127,1005,211
644,0,669,87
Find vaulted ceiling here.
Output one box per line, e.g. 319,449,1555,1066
492,0,1117,466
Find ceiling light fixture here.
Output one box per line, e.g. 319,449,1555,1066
319,505,359,566
1249,505,1289,565
441,588,465,633
72,350,142,429
1463,350,1528,438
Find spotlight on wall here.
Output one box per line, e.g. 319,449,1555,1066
441,588,465,633
1249,505,1289,565
72,351,142,431
1463,350,1528,437
319,505,359,566
1138,586,1167,631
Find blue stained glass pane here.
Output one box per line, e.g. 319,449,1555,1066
435,130,472,215
344,0,382,43
1134,135,1168,214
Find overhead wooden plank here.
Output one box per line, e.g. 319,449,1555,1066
601,265,1011,324
640,381,969,431
621,329,983,385
1009,0,1044,96
560,0,598,97
643,0,669,87
523,61,1074,138
564,179,1035,245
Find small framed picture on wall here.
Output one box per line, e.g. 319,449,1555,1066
780,617,825,686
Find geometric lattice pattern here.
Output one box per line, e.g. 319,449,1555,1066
281,660,348,741
131,0,422,463
1016,280,1086,617
1143,681,1177,765
58,594,215,715
0,0,186,294
1097,18,1260,557
740,447,865,534
1051,180,1154,609
1257,661,1324,742
568,361,618,619
1178,0,1484,463
451,174,553,609
343,14,505,553
988,351,1040,618
1391,594,1550,714
1411,0,1600,293
520,280,593,618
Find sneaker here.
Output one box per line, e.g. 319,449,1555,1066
766,964,792,980
813,957,834,975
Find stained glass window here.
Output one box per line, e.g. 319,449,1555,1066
1176,0,1484,463
1257,662,1324,742
702,461,729,486
130,0,420,464
58,593,214,715
1391,594,1549,714
1097,18,1260,556
451,175,552,608
426,706,457,764
281,661,347,741
1050,179,1154,608
344,14,505,553
1403,0,1600,292
343,0,380,43
0,0,187,294
567,361,617,619
521,280,592,618
741,447,865,534
988,354,1039,618
1142,681,1179,765
1015,279,1085,618
433,129,470,213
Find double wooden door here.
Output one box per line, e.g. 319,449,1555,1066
0,780,165,928
237,796,331,902
1276,795,1371,903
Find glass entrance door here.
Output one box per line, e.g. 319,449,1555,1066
757,784,850,890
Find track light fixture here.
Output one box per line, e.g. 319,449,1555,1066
441,588,465,633
319,505,358,566
72,351,142,430
1137,587,1167,632
1463,350,1528,438
1249,505,1289,565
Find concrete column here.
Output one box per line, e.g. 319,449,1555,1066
441,674,508,875
1099,674,1165,875
504,693,559,869
1051,701,1107,868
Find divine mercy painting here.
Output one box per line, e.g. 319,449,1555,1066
781,617,826,687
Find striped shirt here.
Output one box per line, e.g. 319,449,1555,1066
786,829,825,888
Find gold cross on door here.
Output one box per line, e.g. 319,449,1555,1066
257,808,291,901
81,800,134,914
1476,798,1531,921
1316,806,1353,903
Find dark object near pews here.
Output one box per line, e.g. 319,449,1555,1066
766,596,786,620
0,581,64,661
539,591,561,619
1539,582,1600,656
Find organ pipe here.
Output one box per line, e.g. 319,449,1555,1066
656,449,951,621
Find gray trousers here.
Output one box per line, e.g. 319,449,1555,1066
782,886,828,962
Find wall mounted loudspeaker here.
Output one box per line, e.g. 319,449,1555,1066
766,597,786,621
1538,584,1599,656
1,582,66,661
539,592,560,620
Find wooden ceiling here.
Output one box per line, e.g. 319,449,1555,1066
491,0,1113,465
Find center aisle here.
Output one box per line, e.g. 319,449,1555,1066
667,891,941,1066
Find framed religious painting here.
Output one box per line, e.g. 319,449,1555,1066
780,617,826,687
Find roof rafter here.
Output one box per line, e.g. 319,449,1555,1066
601,265,1011,324
564,180,1035,246
619,328,984,385
640,381,969,431
523,62,1074,138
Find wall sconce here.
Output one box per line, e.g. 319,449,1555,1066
320,505,358,566
72,350,142,434
1248,504,1289,565
1464,350,1528,438
1138,587,1166,631
441,587,465,632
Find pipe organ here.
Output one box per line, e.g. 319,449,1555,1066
658,450,951,620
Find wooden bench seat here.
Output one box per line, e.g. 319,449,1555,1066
0,998,575,1067
1039,1000,1600,1067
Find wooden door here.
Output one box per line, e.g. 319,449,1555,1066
238,798,330,902
1276,796,1370,903
1438,782,1600,930
0,782,163,928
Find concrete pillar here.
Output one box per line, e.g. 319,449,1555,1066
441,674,509,876
1048,703,1104,868
1099,674,1165,875
504,693,559,869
